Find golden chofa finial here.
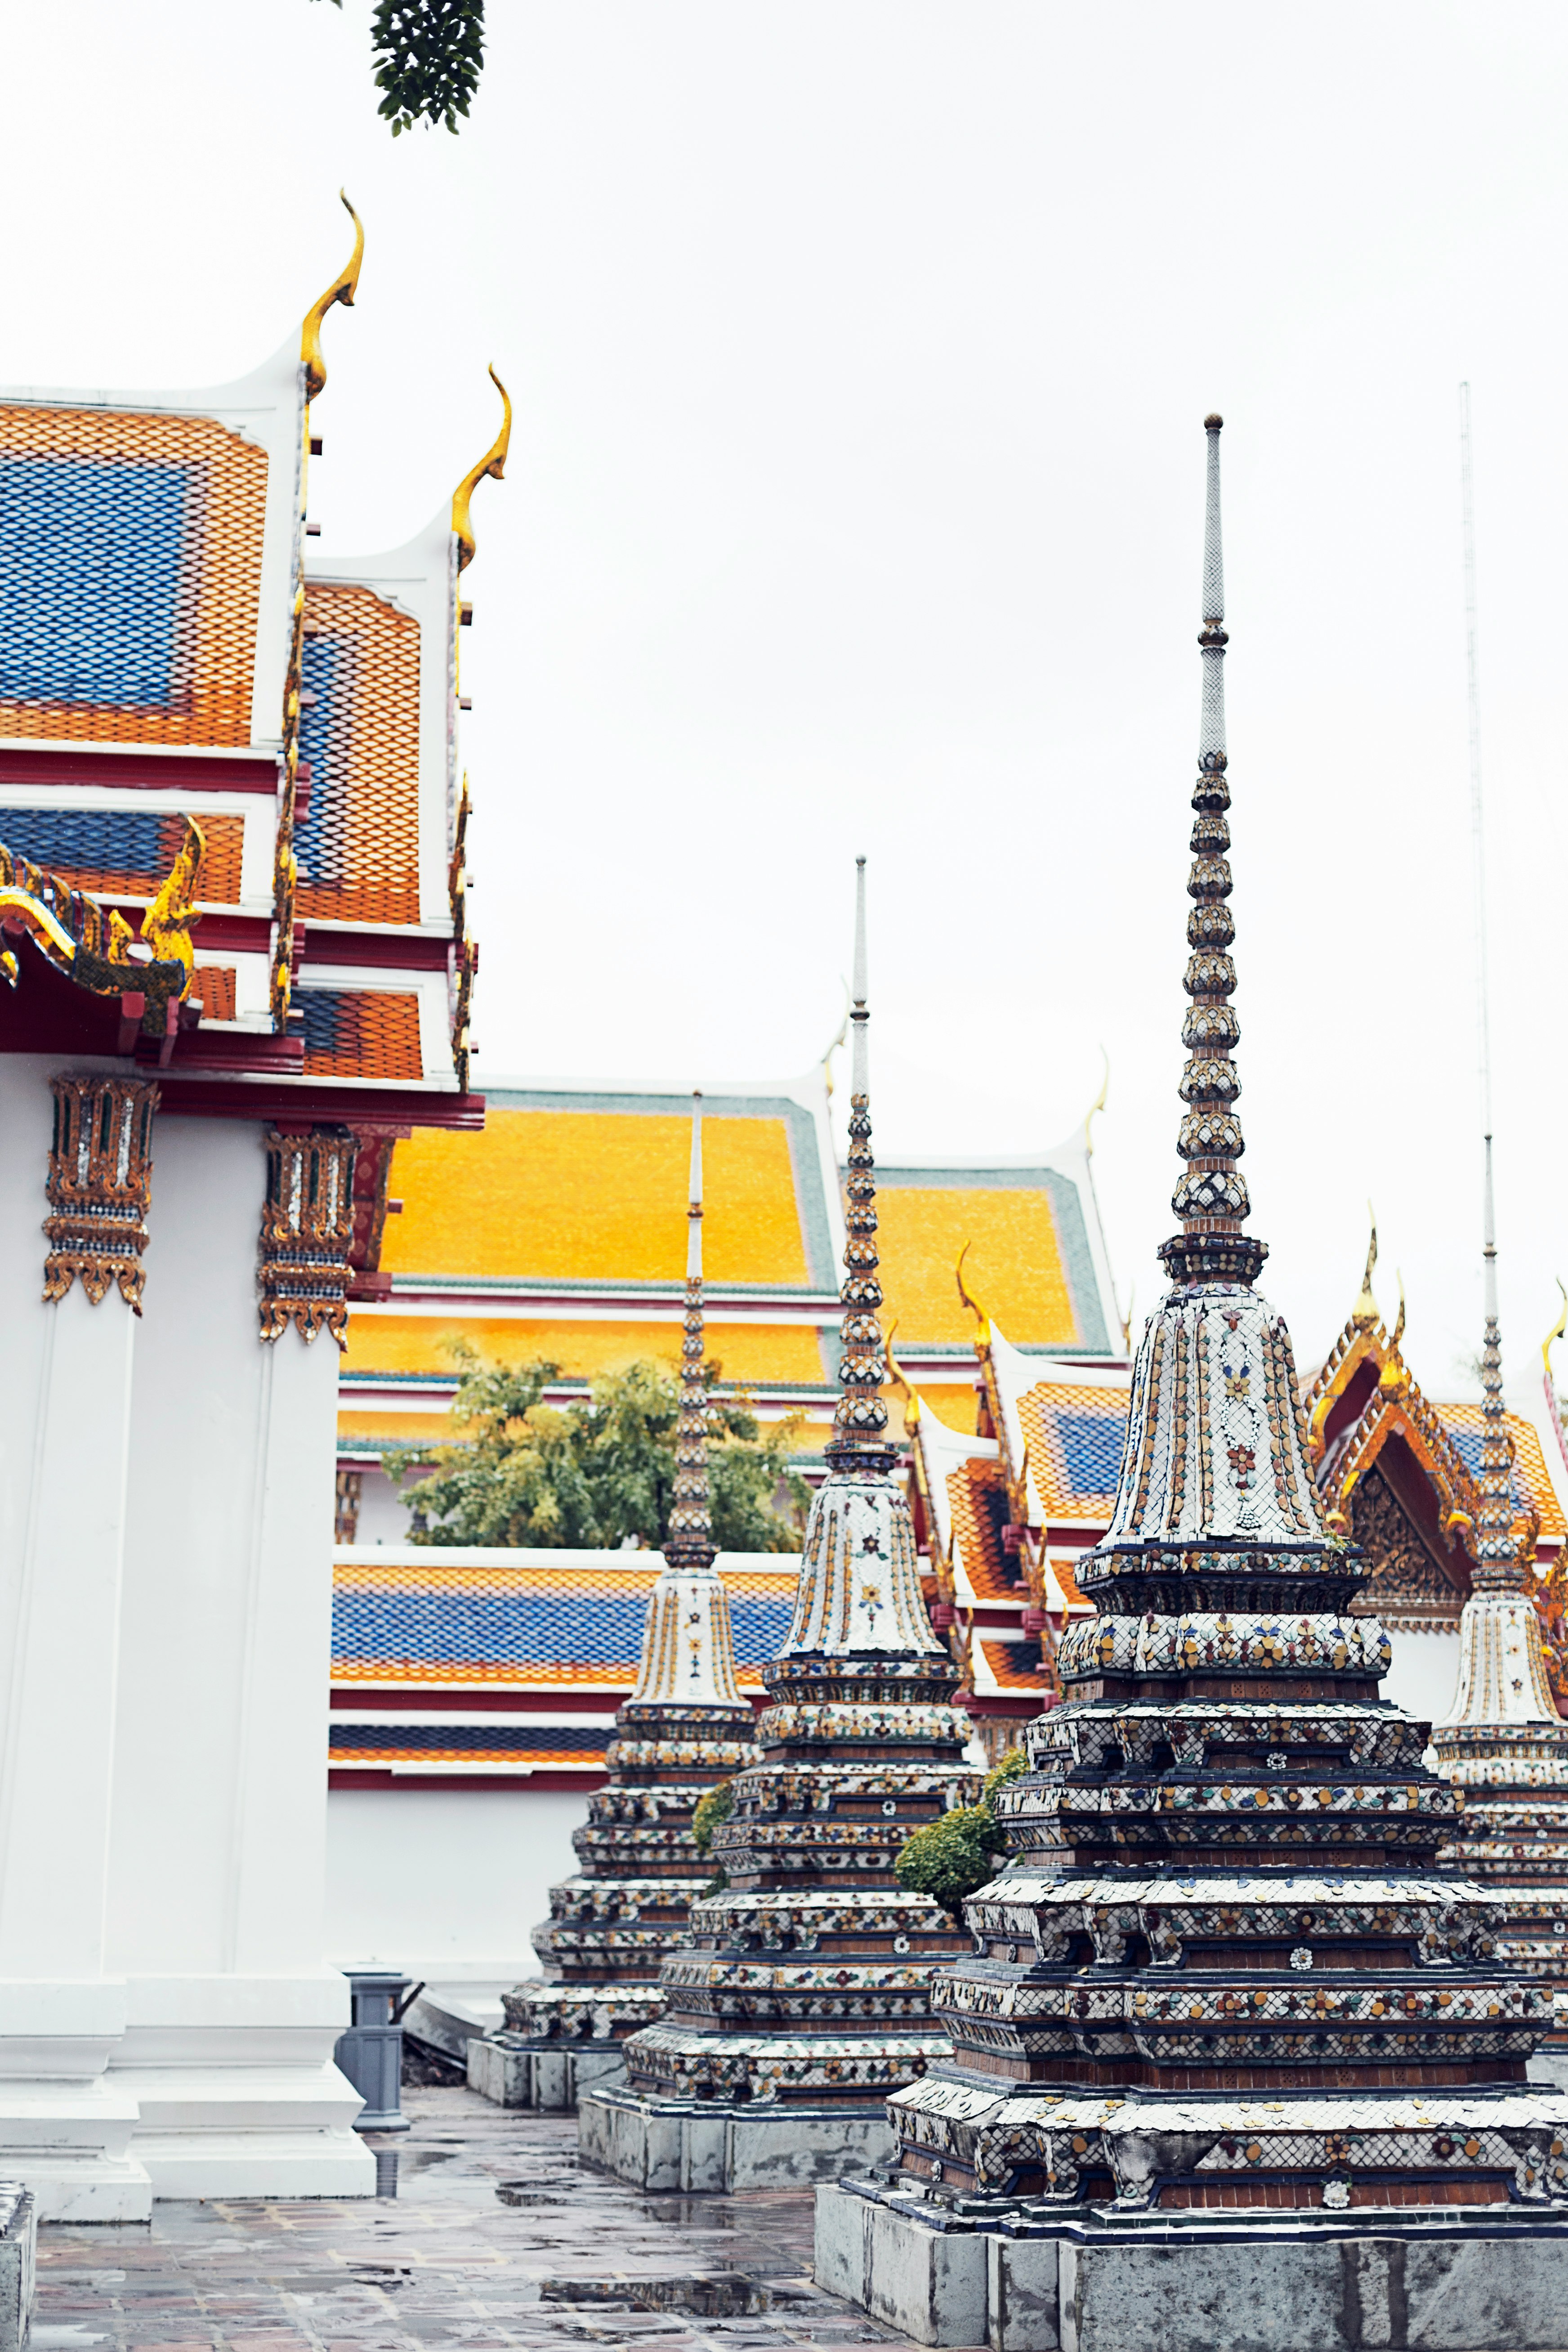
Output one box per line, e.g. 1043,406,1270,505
885,1320,919,1430
452,364,512,572
300,191,364,403
1390,1269,1406,1355
1351,1203,1380,1331
955,1240,989,1344
1544,1280,1568,1377
1084,1048,1110,1157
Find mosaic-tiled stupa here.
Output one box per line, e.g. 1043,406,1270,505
1432,1171,1568,2091
580,861,983,2191
818,418,1568,2352
469,1096,758,2110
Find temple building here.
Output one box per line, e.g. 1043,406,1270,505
331,1072,1127,1541
896,1239,1568,1741
0,203,491,2213
465,1097,759,2107
819,417,1568,2350
580,863,984,2190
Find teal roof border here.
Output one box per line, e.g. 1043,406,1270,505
873,1164,1109,1355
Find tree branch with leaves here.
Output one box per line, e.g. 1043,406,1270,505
385,1346,812,1552
313,0,486,135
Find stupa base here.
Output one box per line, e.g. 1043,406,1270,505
816,2177,1568,2352
467,2032,626,2112
579,2083,895,2191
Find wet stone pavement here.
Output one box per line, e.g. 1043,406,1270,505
36,2085,930,2352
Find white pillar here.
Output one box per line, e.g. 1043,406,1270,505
0,1060,148,2219
107,1117,370,2198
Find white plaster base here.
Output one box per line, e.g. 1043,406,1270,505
109,1975,374,2200
579,2084,895,2191
467,2034,626,2111
0,1985,151,2220
814,2179,1568,2352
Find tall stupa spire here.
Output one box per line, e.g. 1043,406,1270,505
1429,384,1568,2048
662,1091,715,1573
1161,414,1265,1289
584,859,977,2187
479,1094,753,2110
829,855,892,1467
848,414,1568,2305
1472,1137,1524,1587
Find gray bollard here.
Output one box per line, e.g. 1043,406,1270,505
335,1967,418,2133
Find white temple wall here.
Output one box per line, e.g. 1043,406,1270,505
349,1463,418,1546
1381,1628,1461,1730
108,1113,369,2199
325,1786,582,1981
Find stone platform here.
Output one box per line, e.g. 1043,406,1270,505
468,2032,626,2111
817,2174,1568,2352
35,2084,916,2352
582,2082,896,2192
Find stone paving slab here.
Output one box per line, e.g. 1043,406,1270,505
36,2087,947,2352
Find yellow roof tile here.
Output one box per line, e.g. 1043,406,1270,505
342,1313,832,1389
876,1187,1079,1347
383,1109,812,1285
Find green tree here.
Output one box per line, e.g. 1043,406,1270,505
313,0,486,136
388,1347,811,1552
894,1748,1028,1923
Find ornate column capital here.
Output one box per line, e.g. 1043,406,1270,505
43,1073,160,1313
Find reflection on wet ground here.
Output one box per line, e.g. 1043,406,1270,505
37,2083,926,2351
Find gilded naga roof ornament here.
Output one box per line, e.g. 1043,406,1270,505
451,364,511,573
660,1091,717,1578
1352,1207,1380,1329
299,191,364,403
827,855,893,1471
1159,414,1265,1290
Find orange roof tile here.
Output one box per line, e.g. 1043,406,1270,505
331,1557,800,1690
301,991,422,1082
296,583,421,927
946,1456,1013,1601
0,405,268,747
1018,1382,1127,1520
1050,1555,1089,1607
1435,1405,1567,1543
976,1637,1051,1693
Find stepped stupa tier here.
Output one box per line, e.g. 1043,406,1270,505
581,862,983,2192
1432,1196,1568,2086
818,419,1568,2352
470,1096,758,2111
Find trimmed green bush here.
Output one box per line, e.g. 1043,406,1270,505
692,1779,735,1855
895,1746,1028,1921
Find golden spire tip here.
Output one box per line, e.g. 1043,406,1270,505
1351,1203,1380,1331
300,190,364,404
452,363,512,574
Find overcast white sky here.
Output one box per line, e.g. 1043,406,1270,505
8,2,1568,1400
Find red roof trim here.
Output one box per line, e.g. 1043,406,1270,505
0,746,280,793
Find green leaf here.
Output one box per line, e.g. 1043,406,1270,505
369,0,485,136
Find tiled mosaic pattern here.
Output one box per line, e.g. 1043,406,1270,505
0,804,243,903
331,1561,800,1687
0,405,267,743
297,584,422,927
301,991,423,1081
